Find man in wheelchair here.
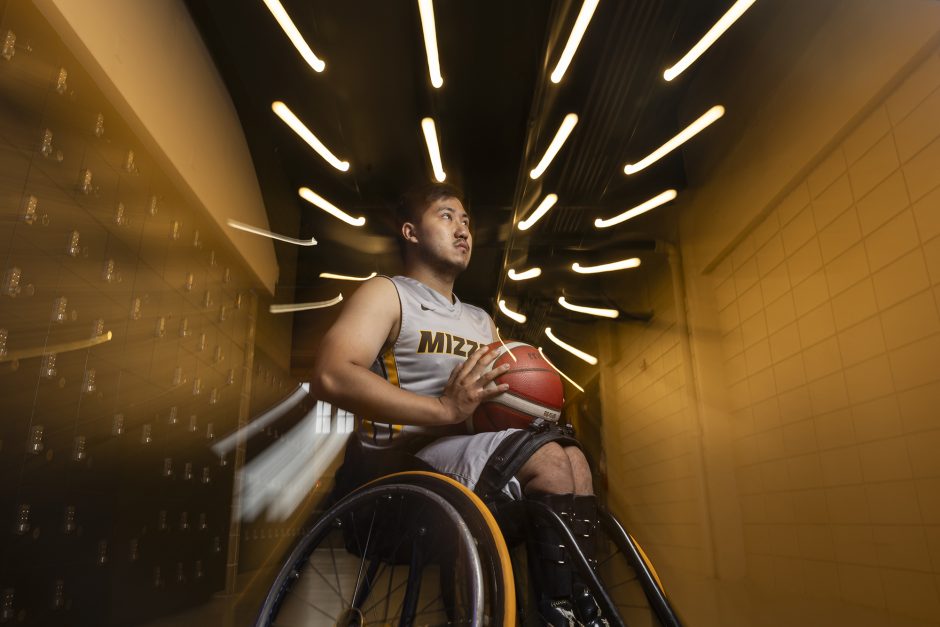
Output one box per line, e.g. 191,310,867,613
311,183,608,626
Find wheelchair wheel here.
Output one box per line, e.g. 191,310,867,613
255,472,513,626
593,507,683,627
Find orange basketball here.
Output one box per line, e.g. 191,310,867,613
472,341,565,432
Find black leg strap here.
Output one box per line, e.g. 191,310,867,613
474,419,581,502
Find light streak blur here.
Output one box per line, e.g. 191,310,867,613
664,0,757,82
261,0,326,73
530,114,578,179
270,294,343,313
298,188,366,226
571,258,641,274
594,190,677,228
498,299,527,323
623,105,724,175
518,193,558,231
558,296,619,318
417,0,444,88
507,267,542,281
421,118,447,182
538,347,585,392
227,219,317,245
271,101,349,172
550,0,600,83
544,327,598,365
319,271,378,281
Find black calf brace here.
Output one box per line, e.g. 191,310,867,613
472,418,581,502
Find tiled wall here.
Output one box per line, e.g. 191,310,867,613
600,256,711,576
712,47,940,622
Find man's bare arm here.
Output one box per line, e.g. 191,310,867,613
310,277,508,426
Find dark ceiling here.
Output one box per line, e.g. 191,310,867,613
185,0,738,376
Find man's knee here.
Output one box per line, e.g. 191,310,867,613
517,442,575,494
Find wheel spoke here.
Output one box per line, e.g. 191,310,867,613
350,508,378,609
308,561,344,602
328,527,345,603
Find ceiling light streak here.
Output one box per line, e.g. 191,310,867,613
518,193,558,231
572,258,641,274
270,294,343,313
663,0,757,82
298,188,366,226
0,331,112,363
262,0,325,73
623,105,725,175
319,272,377,281
271,102,349,172
550,0,599,84
558,297,619,319
420,118,447,182
544,327,598,365
495,328,518,362
227,219,317,246
507,267,542,281
594,189,677,228
498,300,527,323
529,114,578,179
417,0,444,88
538,347,585,393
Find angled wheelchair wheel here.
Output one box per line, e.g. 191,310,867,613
593,507,683,627
255,472,513,627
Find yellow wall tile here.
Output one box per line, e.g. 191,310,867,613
864,209,920,271
843,105,892,166
740,310,769,348
858,437,913,482
753,210,780,249
872,525,932,571
851,396,903,442
783,419,818,456
782,207,818,256
787,453,824,490
897,381,940,433
821,447,864,487
769,322,801,362
911,184,940,242
734,257,760,295
887,331,940,390
830,278,879,330
778,183,812,227
838,563,886,609
792,270,830,317
813,174,855,230
760,261,792,304
893,86,940,163
854,169,911,235
815,409,856,451
738,283,764,320
756,235,786,277
803,337,844,381
848,133,900,199
871,249,930,309
885,49,940,124
879,290,940,350
916,478,940,525
881,568,940,623
793,489,831,524
832,525,878,566
923,235,940,284
808,371,849,414
718,302,741,335
715,276,737,311
796,524,835,561
844,355,895,404
866,481,922,525
748,368,777,403
837,317,886,367
777,386,814,424
907,429,940,478
808,150,848,200
773,353,807,393
902,135,940,201
745,339,773,375
798,302,838,347
819,207,863,263
825,242,871,296
827,485,871,524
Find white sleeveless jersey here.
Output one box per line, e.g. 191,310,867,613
359,275,494,448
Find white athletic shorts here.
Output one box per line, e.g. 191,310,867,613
415,429,524,500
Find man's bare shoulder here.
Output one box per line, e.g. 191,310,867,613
338,275,400,322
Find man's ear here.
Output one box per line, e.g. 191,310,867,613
401,222,419,244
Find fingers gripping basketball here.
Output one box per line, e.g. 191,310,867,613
472,341,565,432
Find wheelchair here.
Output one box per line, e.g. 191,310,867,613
254,428,684,627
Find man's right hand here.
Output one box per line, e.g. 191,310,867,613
438,346,510,424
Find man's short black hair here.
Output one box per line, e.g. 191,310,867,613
395,182,465,228
394,182,466,258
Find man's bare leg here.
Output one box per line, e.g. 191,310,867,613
516,442,575,495
564,447,594,496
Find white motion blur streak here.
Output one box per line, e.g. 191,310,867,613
319,271,378,281
270,294,344,313
571,258,641,273
623,105,724,175
498,299,527,323
421,118,447,182
298,188,366,226
237,401,351,522
507,267,542,281
272,101,350,172
594,190,677,228
544,326,598,365
518,193,558,231
417,0,444,88
212,383,310,457
530,114,578,179
663,0,757,82
227,219,317,246
262,0,326,72
550,0,599,84
538,347,585,393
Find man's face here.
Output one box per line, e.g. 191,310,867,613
408,196,472,273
